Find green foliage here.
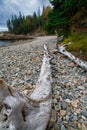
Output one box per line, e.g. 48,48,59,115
70,8,87,29
45,9,69,34
46,0,87,35
7,1,87,35
7,6,51,34
7,11,43,34
50,0,65,9
46,0,70,34
63,32,87,60
67,32,87,52
7,12,26,34
42,6,51,27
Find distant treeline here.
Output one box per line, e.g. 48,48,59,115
7,6,51,34
7,0,87,35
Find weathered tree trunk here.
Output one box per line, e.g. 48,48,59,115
59,44,87,71
0,45,52,130
55,30,64,50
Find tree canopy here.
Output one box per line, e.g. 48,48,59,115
45,0,87,35
7,12,41,34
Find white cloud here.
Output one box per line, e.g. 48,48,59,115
0,0,51,24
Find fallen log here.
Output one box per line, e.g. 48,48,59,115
59,44,87,71
0,45,52,130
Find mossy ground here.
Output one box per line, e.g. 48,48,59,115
63,32,87,61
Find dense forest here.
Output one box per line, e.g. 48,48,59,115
7,6,51,34
46,0,87,35
7,0,87,35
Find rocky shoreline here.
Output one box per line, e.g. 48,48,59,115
0,36,87,130
0,32,34,40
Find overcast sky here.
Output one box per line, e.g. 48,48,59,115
0,0,51,25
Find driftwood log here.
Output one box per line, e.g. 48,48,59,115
0,45,52,130
59,44,87,71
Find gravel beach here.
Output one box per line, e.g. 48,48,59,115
0,36,87,130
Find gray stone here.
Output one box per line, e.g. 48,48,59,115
78,86,85,90
65,115,70,121
67,95,73,100
53,99,58,104
65,99,71,104
11,80,18,87
81,110,87,117
61,125,66,130
57,117,62,124
61,101,67,109
73,115,78,120
55,105,60,111
83,83,87,88
81,115,86,120
66,108,72,113
82,96,87,101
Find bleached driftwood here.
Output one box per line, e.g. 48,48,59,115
0,45,52,130
59,44,87,71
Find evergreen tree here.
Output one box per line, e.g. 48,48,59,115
45,0,87,34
